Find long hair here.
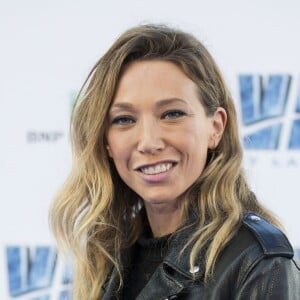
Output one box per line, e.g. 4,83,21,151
49,24,279,299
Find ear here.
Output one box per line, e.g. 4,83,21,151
208,107,227,149
106,145,113,158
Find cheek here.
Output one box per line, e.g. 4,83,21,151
109,145,124,162
107,133,131,168
183,130,210,167
107,131,121,155
106,144,113,158
106,135,119,159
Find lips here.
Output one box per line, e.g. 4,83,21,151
135,161,177,175
140,162,173,175
134,161,177,184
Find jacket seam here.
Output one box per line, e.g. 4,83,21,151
236,251,265,290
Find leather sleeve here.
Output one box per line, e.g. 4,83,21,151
235,257,300,300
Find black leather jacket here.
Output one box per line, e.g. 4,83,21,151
102,212,300,299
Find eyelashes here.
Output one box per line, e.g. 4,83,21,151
161,110,187,119
111,110,187,126
111,115,135,125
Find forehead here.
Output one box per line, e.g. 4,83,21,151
113,60,198,104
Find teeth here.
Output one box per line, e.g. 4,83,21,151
141,163,173,175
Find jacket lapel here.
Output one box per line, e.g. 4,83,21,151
102,219,205,300
136,264,184,300
136,221,206,300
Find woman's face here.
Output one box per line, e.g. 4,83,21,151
106,60,226,210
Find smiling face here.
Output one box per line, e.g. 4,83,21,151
106,60,226,212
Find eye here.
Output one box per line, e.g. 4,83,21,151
162,110,186,119
111,116,135,125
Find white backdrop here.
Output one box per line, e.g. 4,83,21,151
1,0,299,299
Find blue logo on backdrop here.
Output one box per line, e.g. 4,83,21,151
239,74,300,149
6,246,72,299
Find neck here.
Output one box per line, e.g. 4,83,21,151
144,203,184,237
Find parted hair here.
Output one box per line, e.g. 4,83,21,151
50,24,279,299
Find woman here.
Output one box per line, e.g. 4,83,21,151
50,24,300,299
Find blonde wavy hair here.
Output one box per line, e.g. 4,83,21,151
50,24,279,299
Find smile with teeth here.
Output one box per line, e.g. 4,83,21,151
140,163,173,175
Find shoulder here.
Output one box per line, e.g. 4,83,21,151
213,212,295,281
228,213,300,297
241,212,294,258
211,213,299,296
217,212,294,263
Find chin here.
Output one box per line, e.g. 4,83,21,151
143,196,181,209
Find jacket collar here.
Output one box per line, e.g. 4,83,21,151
136,220,206,300
162,220,205,281
102,219,205,300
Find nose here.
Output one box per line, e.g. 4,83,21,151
136,118,165,154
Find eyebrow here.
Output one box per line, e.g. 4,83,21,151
110,98,188,111
157,98,188,107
